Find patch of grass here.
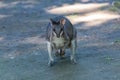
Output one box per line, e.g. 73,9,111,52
114,1,120,8
109,6,119,12
109,1,120,12
100,4,109,10
114,39,120,44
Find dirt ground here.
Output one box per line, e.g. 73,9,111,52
0,0,120,80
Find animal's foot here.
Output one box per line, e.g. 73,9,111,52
48,60,55,67
71,59,77,64
55,51,60,57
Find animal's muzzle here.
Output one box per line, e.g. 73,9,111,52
57,35,60,38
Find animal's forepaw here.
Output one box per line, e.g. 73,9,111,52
48,61,55,67
71,59,77,64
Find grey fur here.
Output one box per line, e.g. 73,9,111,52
46,16,77,66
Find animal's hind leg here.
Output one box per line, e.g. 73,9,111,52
47,41,54,66
70,39,77,64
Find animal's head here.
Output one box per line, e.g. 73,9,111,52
50,18,66,38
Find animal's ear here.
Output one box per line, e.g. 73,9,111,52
50,18,57,25
60,18,66,25
50,18,53,24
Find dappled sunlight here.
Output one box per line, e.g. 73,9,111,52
72,12,119,22
80,0,91,3
3,50,20,59
81,41,112,48
0,14,12,19
0,1,38,9
71,11,120,29
46,3,109,14
21,36,45,44
0,37,4,41
0,2,7,8
70,11,120,29
46,3,120,29
0,1,19,8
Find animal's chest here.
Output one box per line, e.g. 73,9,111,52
52,36,66,48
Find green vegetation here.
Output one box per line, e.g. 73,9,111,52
109,6,119,11
114,39,120,44
114,1,120,8
109,1,120,12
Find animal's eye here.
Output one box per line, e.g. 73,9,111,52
60,28,63,31
53,28,55,31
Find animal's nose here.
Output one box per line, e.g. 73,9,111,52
57,35,60,38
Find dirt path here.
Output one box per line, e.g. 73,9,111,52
0,0,120,80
